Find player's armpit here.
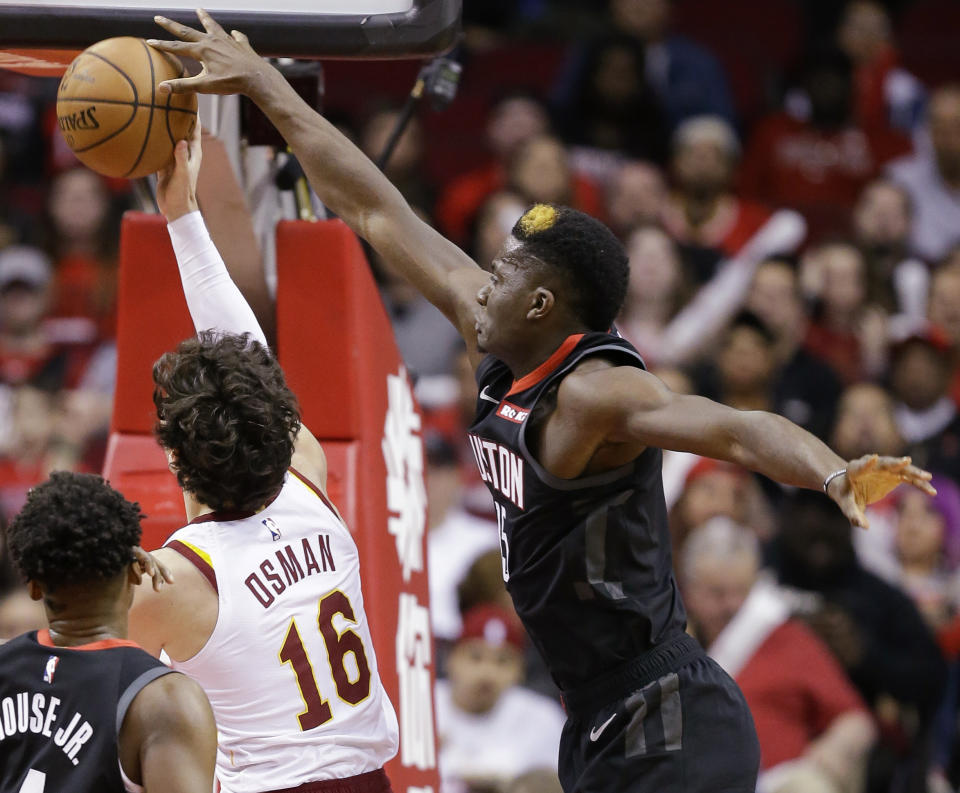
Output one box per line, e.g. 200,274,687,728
120,673,217,793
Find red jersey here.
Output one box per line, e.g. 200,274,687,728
736,619,867,769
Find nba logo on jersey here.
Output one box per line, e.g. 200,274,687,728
263,517,282,541
43,655,59,684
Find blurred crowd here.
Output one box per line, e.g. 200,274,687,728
3,1,960,792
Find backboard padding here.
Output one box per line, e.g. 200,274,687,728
0,0,459,60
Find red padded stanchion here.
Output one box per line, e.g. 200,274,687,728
112,213,195,434
276,220,438,793
104,212,194,549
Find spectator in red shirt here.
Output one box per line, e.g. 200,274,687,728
503,134,605,220
662,115,776,282
682,516,875,793
0,245,94,392
43,167,126,340
836,0,925,135
436,99,605,248
773,489,947,793
741,46,911,240
435,93,550,246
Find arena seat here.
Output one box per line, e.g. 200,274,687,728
900,0,960,86
673,0,804,123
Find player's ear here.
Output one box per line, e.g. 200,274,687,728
527,287,555,321
27,581,43,601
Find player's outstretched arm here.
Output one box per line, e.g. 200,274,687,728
568,365,935,528
119,673,217,793
157,123,329,488
149,10,488,360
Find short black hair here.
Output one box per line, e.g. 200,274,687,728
727,309,777,345
153,331,300,513
6,472,142,588
511,204,629,331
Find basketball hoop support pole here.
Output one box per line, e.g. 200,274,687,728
376,73,425,172
376,54,462,171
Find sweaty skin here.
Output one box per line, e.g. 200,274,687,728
146,10,936,527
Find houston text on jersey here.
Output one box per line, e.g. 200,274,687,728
467,434,525,509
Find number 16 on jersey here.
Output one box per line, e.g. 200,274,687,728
278,589,372,730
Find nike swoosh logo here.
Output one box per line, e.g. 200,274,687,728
479,386,500,404
589,713,617,742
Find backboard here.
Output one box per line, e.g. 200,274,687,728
0,0,460,73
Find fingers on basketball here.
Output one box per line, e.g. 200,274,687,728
159,74,207,96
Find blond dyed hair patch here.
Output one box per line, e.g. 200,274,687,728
518,204,559,236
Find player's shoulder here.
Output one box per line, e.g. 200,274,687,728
121,670,216,780
557,356,655,414
0,631,37,659
129,670,210,725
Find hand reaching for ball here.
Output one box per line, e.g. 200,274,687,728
149,9,268,98
156,122,202,222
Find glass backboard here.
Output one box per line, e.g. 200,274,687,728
0,0,460,62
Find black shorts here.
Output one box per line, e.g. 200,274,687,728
558,634,760,793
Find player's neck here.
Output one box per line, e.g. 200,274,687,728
45,606,129,647
41,579,131,647
184,489,214,522
46,617,128,647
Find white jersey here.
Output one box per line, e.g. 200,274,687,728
165,468,399,793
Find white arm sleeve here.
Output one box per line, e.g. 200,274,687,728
166,210,268,348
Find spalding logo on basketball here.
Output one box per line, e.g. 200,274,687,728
57,37,198,179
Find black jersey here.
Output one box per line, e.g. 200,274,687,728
0,630,175,793
468,332,687,691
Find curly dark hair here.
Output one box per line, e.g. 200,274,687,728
6,471,142,588
153,332,300,512
511,204,629,331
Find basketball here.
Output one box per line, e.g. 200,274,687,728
56,37,197,179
